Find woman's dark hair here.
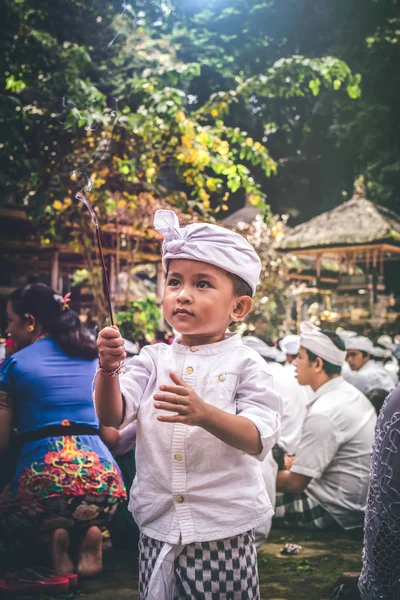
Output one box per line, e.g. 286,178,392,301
9,283,97,360
305,330,345,376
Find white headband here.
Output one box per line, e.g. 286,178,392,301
154,210,261,295
279,335,300,355
345,336,374,354
336,328,357,343
300,322,346,366
243,336,285,362
377,335,394,351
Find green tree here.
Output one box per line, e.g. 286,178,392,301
1,0,360,231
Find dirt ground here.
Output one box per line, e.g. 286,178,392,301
1,526,362,600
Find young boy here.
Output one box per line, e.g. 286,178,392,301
95,210,283,600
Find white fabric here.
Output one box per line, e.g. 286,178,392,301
291,377,376,529
377,335,394,351
345,335,375,354
343,359,395,395
371,346,390,359
300,322,346,366
263,362,308,453
118,333,282,545
254,452,278,548
336,328,357,343
242,336,285,362
154,210,261,295
146,542,184,600
279,335,300,356
385,362,399,386
242,340,308,454
111,422,137,456
123,338,139,356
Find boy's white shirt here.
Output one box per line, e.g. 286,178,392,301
118,332,283,545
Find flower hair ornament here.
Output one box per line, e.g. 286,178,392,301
53,292,71,311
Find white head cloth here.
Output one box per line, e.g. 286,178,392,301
243,336,285,362
300,321,346,366
372,346,391,359
153,210,261,295
377,335,394,351
336,328,357,344
345,335,375,354
279,334,300,356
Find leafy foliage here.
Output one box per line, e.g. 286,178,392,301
1,0,361,236
115,296,161,342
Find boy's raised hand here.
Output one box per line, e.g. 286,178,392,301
97,326,126,371
154,372,210,427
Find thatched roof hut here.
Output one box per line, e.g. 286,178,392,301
277,196,400,254
222,206,260,228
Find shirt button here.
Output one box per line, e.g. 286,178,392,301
190,346,198,353
176,495,185,503
174,453,182,462
186,366,194,375
218,374,226,382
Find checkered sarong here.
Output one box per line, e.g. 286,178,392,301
274,492,337,530
138,530,260,599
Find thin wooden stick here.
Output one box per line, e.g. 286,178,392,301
76,191,114,326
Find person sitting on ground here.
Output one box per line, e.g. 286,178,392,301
95,209,283,600
343,335,394,396
243,336,308,456
0,283,126,577
242,336,308,546
275,323,376,531
376,335,399,387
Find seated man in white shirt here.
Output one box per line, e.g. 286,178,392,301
275,323,377,531
344,335,394,397
242,336,308,546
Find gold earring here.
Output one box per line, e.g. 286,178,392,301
28,325,34,332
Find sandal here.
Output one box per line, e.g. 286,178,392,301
0,568,71,595
24,567,78,589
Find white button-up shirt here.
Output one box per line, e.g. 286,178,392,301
343,359,394,395
119,333,282,544
264,362,308,454
291,376,376,529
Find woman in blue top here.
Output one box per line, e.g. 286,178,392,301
0,283,126,577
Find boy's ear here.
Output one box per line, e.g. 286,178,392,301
230,296,253,322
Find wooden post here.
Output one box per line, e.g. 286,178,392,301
316,254,322,280
372,250,378,304
51,251,60,292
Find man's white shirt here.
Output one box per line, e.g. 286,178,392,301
264,362,308,453
343,359,394,395
290,376,376,529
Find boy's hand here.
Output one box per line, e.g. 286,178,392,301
97,326,126,371
154,372,211,427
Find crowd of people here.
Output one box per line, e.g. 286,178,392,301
0,208,399,599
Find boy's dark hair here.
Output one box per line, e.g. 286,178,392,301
226,272,253,297
305,330,345,376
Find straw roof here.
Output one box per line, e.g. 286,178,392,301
222,205,260,228
277,197,400,252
